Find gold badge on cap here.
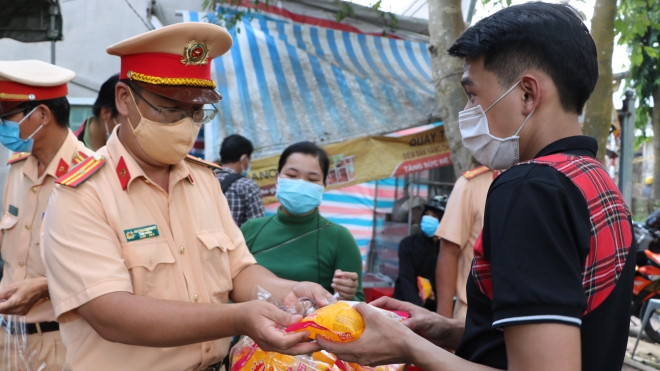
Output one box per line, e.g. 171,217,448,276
181,40,210,66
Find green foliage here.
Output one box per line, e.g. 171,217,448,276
616,0,660,130
201,0,271,33
333,0,398,36
203,0,397,36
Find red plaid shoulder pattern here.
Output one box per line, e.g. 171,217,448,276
471,154,632,314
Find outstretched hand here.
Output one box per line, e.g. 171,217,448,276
370,296,465,350
239,300,321,355
316,302,412,366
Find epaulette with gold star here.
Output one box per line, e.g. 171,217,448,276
56,154,105,188
462,165,490,180
185,154,222,171
71,151,88,165
7,152,30,165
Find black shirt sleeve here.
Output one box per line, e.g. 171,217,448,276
483,164,591,328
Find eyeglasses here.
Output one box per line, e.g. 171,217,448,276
130,87,217,124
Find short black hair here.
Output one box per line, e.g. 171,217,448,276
220,134,254,163
18,97,70,128
448,2,598,115
278,141,330,184
93,74,120,118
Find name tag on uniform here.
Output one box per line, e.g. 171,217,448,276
8,205,18,216
124,225,160,242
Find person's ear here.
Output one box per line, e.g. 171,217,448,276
520,75,541,115
115,82,131,117
100,107,112,122
35,104,52,127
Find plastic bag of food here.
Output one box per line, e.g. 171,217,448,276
416,277,434,303
0,315,46,371
229,288,405,371
285,301,409,342
230,336,340,371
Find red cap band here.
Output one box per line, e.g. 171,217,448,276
120,53,212,81
0,81,68,102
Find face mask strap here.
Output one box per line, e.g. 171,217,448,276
485,80,522,113
26,124,44,140
514,108,536,136
126,89,143,131
104,120,110,136
16,106,40,126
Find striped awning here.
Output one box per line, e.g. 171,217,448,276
182,10,440,160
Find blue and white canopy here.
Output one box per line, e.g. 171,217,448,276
182,10,440,160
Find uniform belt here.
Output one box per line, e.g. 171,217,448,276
2,321,59,335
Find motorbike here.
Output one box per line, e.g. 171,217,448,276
632,209,660,343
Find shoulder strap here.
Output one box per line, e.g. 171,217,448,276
462,165,490,180
7,152,30,165
56,154,105,188
221,173,244,193
185,154,222,171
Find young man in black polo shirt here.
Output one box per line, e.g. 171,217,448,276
315,3,635,370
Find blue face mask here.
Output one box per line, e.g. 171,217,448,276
0,107,41,152
276,177,324,216
241,161,251,177
421,215,440,238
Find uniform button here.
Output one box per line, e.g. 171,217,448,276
18,262,24,267
32,187,37,193
205,344,211,352
25,224,30,230
144,179,150,184
179,246,185,254
194,294,199,302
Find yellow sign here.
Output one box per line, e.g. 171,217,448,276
248,125,452,204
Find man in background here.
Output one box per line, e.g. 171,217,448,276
393,195,447,312
216,134,265,226
435,164,493,321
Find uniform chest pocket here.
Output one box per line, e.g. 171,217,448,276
122,241,178,300
196,229,235,302
0,213,18,231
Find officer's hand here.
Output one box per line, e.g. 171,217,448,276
316,302,411,366
0,277,49,316
332,270,358,300
282,281,336,310
240,300,320,355
370,296,464,350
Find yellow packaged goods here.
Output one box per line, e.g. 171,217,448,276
229,336,405,371
285,301,409,343
285,301,365,342
417,277,434,302
230,337,339,371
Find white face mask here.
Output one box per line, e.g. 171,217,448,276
458,80,535,170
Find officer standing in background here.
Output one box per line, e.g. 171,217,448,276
0,60,93,371
42,23,332,371
434,164,493,321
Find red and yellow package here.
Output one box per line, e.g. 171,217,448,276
286,301,410,343
231,337,340,371
417,277,434,302
345,363,405,371
285,302,365,342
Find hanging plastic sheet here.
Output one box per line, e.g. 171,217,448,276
0,315,46,371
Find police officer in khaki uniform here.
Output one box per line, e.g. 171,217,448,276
0,60,93,371
42,23,333,371
434,165,493,322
